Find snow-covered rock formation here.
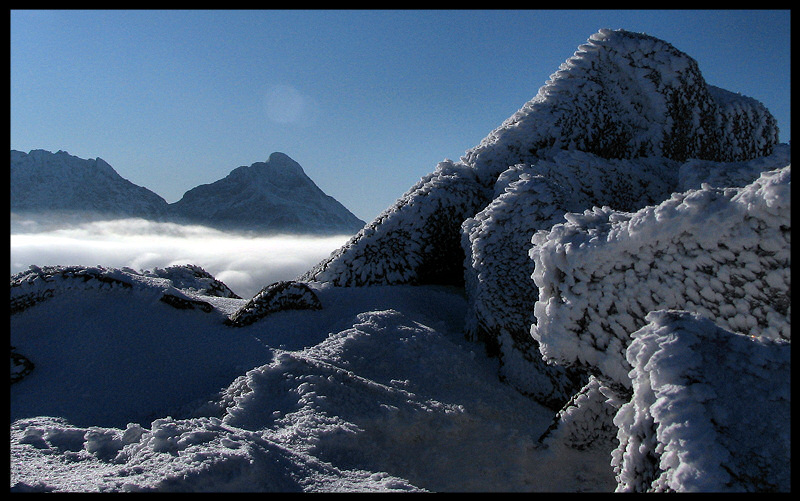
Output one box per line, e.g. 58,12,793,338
613,310,790,492
10,264,239,317
530,165,790,386
302,28,781,410
10,149,169,221
169,152,365,234
227,281,322,327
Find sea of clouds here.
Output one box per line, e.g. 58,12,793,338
10,217,352,299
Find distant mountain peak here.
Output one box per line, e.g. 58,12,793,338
170,152,365,234
10,149,365,235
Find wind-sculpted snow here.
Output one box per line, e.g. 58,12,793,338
612,311,790,492
530,165,790,386
301,160,490,286
461,151,679,407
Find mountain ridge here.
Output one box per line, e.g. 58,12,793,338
10,149,365,235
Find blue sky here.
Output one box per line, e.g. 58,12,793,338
10,10,791,222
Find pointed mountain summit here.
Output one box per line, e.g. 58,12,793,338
10,149,169,221
168,152,365,234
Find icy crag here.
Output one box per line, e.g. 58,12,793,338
302,27,781,410
301,28,788,491
530,165,791,386
304,28,778,290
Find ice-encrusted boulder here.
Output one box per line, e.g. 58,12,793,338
530,165,790,387
612,310,790,492
461,151,680,407
227,281,322,327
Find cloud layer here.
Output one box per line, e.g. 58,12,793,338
10,218,351,299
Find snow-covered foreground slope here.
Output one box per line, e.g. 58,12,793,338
10,272,615,492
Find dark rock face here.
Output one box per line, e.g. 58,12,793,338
226,281,322,327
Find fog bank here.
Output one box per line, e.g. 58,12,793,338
10,218,352,299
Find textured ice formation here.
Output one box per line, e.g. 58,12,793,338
612,310,790,492
530,165,790,386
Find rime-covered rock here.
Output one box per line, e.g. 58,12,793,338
303,28,778,292
462,29,778,186
461,151,679,406
10,264,233,316
537,375,626,452
301,160,489,286
145,264,241,299
530,165,790,386
612,310,790,492
227,281,322,327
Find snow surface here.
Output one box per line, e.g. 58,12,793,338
10,271,615,492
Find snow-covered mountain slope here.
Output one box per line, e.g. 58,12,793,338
10,150,365,235
10,149,170,221
168,152,365,234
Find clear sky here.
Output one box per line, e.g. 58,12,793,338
10,9,791,222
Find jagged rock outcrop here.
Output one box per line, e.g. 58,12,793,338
461,151,680,407
301,28,781,412
169,152,365,234
227,281,322,327
301,160,489,286
303,28,778,290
